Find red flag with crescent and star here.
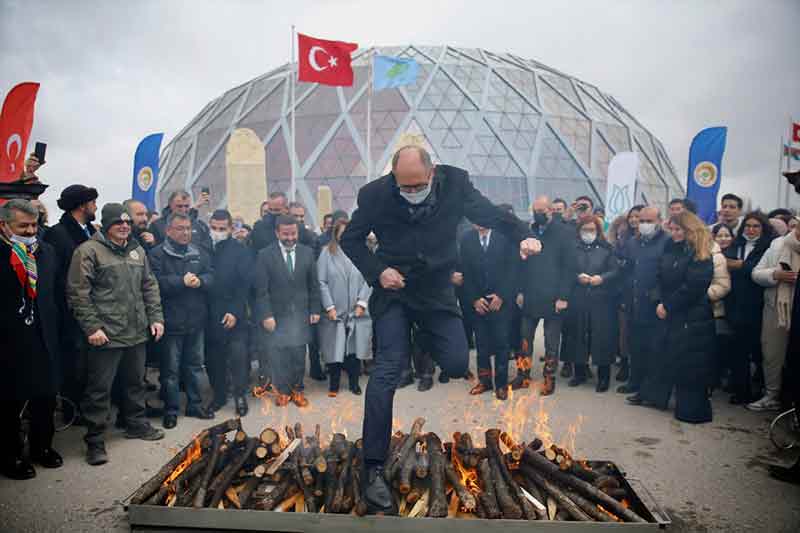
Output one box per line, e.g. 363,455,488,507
0,82,40,182
792,122,800,145
297,33,358,87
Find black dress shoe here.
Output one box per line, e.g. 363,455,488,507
560,363,573,378
163,415,177,429
185,407,215,420
235,396,249,417
1,457,36,480
30,448,63,469
626,393,644,405
417,377,433,392
438,372,450,384
349,383,363,396
210,398,227,412
617,384,638,394
363,465,396,515
596,378,610,393
568,376,586,387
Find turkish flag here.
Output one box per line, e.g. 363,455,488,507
0,82,40,182
297,33,358,87
792,122,800,144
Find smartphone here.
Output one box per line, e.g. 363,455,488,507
34,142,47,164
201,187,210,195
780,262,792,272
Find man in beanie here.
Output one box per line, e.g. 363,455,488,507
67,203,166,466
43,184,99,424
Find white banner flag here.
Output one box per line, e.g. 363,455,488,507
605,152,639,221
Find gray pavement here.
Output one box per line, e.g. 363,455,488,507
1,354,799,533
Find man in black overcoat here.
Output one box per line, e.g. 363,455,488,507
340,146,541,514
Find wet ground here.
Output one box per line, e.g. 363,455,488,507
1,348,799,532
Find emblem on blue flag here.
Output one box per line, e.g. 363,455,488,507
686,127,727,224
132,133,163,211
373,55,419,91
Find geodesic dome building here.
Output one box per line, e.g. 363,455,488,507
157,45,684,225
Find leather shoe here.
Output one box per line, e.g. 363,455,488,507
291,391,309,408
438,372,450,384
596,378,610,393
560,363,573,378
1,457,36,479
495,386,509,400
86,442,108,466
617,384,638,394
235,396,249,417
417,377,433,392
768,461,800,485
626,393,644,405
470,382,491,395
30,448,63,469
163,415,177,429
363,465,397,515
186,407,215,420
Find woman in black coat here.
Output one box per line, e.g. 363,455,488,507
563,218,619,392
723,211,775,404
639,211,715,423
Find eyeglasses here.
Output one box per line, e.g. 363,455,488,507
170,226,192,233
743,224,762,230
398,183,430,193
113,220,131,226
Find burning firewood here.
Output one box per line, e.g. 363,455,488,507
208,437,258,508
425,433,449,518
521,463,592,521
387,418,425,482
485,429,535,520
443,458,476,512
193,434,225,508
476,458,500,519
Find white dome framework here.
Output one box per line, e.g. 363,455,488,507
157,45,684,224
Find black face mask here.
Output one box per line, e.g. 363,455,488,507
533,212,549,226
552,212,563,222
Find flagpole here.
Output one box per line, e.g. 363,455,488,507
778,135,785,207
290,24,297,202
366,47,373,183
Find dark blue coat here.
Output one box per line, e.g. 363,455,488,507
620,229,669,325
207,237,253,342
459,229,516,316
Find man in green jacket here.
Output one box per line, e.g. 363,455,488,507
67,203,166,466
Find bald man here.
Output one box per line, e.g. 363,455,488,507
341,146,541,514
617,206,669,402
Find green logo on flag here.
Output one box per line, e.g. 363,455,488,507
386,62,409,79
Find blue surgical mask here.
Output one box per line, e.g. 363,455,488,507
399,181,432,205
11,233,37,248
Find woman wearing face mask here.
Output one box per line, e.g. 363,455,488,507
562,218,619,392
724,211,775,404
318,219,373,396
640,212,715,423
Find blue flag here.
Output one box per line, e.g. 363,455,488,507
373,55,419,91
132,133,163,211
686,127,727,224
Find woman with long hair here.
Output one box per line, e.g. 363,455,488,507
637,211,715,422
317,219,373,396
710,223,735,388
563,217,619,392
724,211,775,404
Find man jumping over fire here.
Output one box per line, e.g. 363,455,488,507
340,146,542,514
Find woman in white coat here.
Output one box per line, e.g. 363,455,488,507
318,219,373,396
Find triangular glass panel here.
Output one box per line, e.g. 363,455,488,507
265,128,292,181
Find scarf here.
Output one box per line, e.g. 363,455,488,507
2,233,38,299
776,231,800,330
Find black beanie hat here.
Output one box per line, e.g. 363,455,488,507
56,184,98,211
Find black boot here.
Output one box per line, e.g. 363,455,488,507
345,355,362,395
616,358,629,382
363,464,397,515
568,365,587,387
327,363,342,396
596,365,610,392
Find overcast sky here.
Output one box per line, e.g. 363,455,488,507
2,0,799,219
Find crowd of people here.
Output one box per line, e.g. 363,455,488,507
2,152,799,486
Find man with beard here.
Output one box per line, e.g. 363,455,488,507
150,191,212,255
254,215,321,408
340,146,540,514
123,199,157,252
43,184,99,424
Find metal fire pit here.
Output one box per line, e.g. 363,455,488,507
127,461,670,532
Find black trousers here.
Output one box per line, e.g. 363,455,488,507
729,323,761,400
363,303,468,465
207,327,249,402
59,332,87,416
474,310,510,389
0,396,56,460
628,322,660,390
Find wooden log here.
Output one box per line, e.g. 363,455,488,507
288,440,318,513
275,489,302,512
285,425,295,441
485,429,536,520
270,442,283,456
425,433,448,518
352,464,366,516
193,434,225,508
564,487,619,522
593,474,621,491
331,441,356,513
234,429,247,444
398,451,418,494
385,433,409,475
601,487,629,500
322,446,340,512
207,418,241,436
406,476,429,505
500,432,524,462
547,496,558,520
521,447,645,523
130,433,208,504
238,477,261,509
253,477,297,511
266,439,301,476
521,463,592,522
387,418,425,481
147,454,210,506
255,445,269,460
476,458,501,519
415,449,429,479
260,428,279,446
489,456,522,519
407,489,430,518
208,437,258,508
443,460,477,512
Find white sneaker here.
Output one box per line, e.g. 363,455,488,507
746,396,781,412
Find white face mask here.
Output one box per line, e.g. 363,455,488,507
743,233,760,243
580,232,597,244
11,233,37,248
398,180,432,205
210,230,230,245
639,223,657,238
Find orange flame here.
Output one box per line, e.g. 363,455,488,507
162,436,203,493
452,452,481,495
597,504,622,522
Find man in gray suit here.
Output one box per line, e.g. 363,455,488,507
255,215,321,407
